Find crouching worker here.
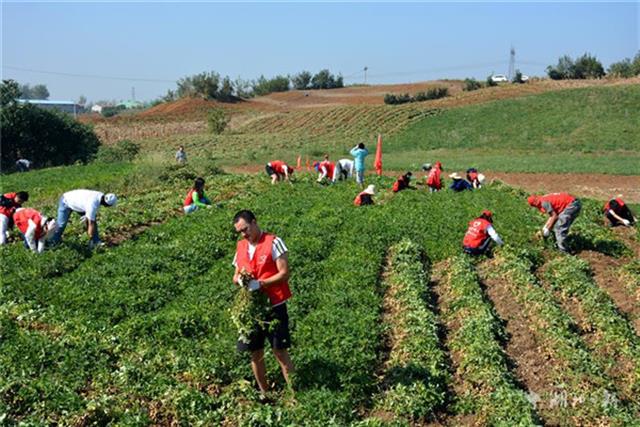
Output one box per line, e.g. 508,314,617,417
184,177,212,213
266,160,294,185
392,172,414,193
449,173,472,192
528,193,581,253
13,208,57,253
354,185,375,206
604,197,636,227
232,210,294,399
0,191,29,245
463,210,504,255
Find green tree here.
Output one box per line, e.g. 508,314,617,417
31,84,50,99
573,53,604,79
218,76,235,102
1,79,21,107
292,71,312,90
207,108,228,134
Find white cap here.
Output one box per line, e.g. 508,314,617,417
421,163,432,171
364,185,376,195
104,193,118,207
478,173,486,184
449,172,462,180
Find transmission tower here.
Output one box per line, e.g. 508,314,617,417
364,66,368,85
508,46,516,81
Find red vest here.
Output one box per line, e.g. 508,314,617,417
14,208,44,240
463,218,491,248
235,233,291,306
392,177,407,193
353,191,367,206
427,168,442,189
538,193,575,214
320,161,335,179
0,192,19,217
604,198,624,213
270,161,290,175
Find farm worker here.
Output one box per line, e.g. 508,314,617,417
175,145,187,163
350,142,369,187
51,189,118,248
184,177,212,213
604,197,636,227
466,168,484,189
314,158,337,183
0,191,29,245
528,192,582,253
13,208,58,253
15,157,32,172
449,173,473,192
392,172,414,193
425,161,443,192
337,158,355,181
232,210,294,398
265,160,294,185
354,185,376,206
463,210,504,255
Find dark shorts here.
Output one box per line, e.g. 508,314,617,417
237,303,291,352
265,164,276,176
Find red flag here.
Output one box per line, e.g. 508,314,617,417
297,155,301,169
306,157,310,171
374,134,383,176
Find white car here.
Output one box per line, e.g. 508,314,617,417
490,74,509,83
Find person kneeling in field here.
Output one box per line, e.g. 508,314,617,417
232,210,294,398
392,172,414,193
51,189,117,249
183,177,212,214
0,191,29,245
466,168,484,189
314,157,338,184
266,160,294,185
449,173,473,192
604,197,636,227
463,210,503,256
424,161,443,192
528,192,581,253
13,208,57,253
354,185,375,206
337,158,354,181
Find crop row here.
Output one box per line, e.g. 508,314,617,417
493,247,638,424
544,256,640,402
373,239,449,421
441,255,538,425
621,259,640,304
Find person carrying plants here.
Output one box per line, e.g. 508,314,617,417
13,207,58,253
603,196,636,227
265,160,294,185
314,156,337,184
449,173,473,192
463,210,504,256
175,145,187,164
183,177,212,213
337,158,354,181
51,189,118,249
392,172,414,193
232,210,294,399
528,192,582,253
0,191,29,245
466,167,484,189
350,143,369,187
354,185,376,206
425,161,443,192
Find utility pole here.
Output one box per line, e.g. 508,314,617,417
508,46,516,82
364,66,368,85
131,86,136,101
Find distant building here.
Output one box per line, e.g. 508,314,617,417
91,104,103,114
17,99,84,117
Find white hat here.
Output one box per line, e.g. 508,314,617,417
364,185,376,195
478,173,486,184
449,172,462,180
421,163,432,171
43,218,58,240
104,193,118,207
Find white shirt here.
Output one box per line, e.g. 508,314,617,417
486,225,504,246
338,159,354,173
62,190,104,221
24,218,46,253
232,235,287,266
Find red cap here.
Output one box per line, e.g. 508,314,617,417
527,195,539,206
482,209,493,218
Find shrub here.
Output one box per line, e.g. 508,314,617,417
252,75,290,96
512,70,525,84
464,78,482,91
547,53,605,79
207,108,229,134
310,69,344,89
384,88,448,105
96,140,140,163
485,75,497,87
1,100,100,171
101,105,126,117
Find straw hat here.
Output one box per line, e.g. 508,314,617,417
449,172,462,180
363,185,376,195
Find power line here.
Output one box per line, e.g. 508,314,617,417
3,65,176,83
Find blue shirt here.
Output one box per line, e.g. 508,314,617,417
350,147,369,172
450,179,473,192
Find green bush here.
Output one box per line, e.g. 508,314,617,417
463,78,482,91
547,53,605,80
207,108,229,134
101,105,126,118
0,99,100,171
252,75,290,96
485,75,497,87
96,140,140,163
512,70,525,84
310,69,344,89
384,88,448,105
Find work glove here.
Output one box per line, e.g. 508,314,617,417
622,219,630,226
542,227,550,238
248,279,261,292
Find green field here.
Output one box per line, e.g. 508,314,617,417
1,83,640,425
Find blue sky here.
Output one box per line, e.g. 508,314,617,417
2,1,638,102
